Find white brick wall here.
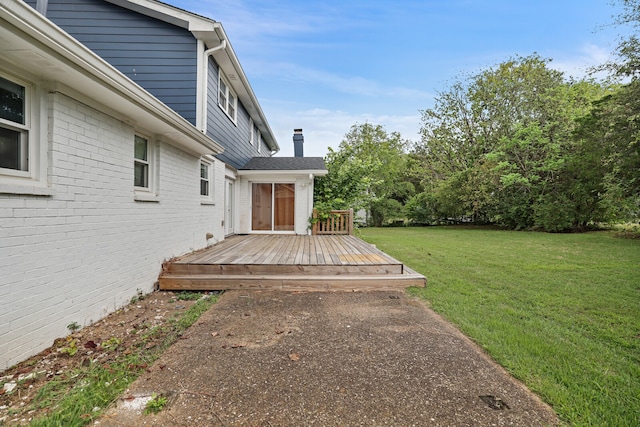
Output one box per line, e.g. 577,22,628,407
0,91,225,370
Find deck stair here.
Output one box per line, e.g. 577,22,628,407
159,235,426,292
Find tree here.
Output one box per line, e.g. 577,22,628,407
314,123,412,226
577,0,640,221
416,55,607,230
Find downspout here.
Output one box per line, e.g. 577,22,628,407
36,0,48,15
198,39,227,134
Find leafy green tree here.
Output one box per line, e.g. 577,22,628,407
314,123,412,226
577,0,640,221
417,55,607,230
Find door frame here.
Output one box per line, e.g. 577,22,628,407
224,177,235,236
250,181,296,233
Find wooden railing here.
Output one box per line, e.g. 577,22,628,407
312,208,354,235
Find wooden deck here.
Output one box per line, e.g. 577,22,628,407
159,235,426,291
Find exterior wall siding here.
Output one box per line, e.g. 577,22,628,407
206,58,269,169
0,91,224,369
43,0,198,125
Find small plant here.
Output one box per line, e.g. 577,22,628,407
67,321,81,333
59,338,78,357
130,288,146,304
176,291,202,301
144,392,168,414
102,337,122,352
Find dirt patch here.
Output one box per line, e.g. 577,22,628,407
0,291,212,426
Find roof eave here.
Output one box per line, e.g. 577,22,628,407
1,0,224,157
238,169,328,176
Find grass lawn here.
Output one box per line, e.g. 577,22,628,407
359,226,640,427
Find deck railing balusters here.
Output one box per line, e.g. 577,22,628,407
312,208,354,235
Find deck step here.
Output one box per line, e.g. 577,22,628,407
159,271,426,292
158,235,427,292
164,263,404,276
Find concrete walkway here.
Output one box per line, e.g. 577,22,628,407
97,291,558,426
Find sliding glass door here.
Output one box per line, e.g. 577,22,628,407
252,183,295,232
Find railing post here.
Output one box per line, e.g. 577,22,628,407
348,208,353,235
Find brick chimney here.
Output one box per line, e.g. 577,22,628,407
293,128,304,157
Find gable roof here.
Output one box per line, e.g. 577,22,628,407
0,0,223,157
105,0,279,153
240,157,328,174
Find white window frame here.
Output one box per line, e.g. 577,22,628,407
133,132,158,202
200,157,215,204
218,71,237,124
257,131,262,154
0,70,49,195
249,118,254,146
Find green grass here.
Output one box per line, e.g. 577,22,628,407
359,226,640,426
27,294,218,427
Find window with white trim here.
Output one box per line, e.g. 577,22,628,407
134,133,158,201
257,130,261,154
200,157,214,204
0,71,48,194
218,72,237,123
134,134,150,188
200,160,210,196
249,118,254,146
0,75,28,173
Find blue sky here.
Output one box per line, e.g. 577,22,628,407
172,0,630,157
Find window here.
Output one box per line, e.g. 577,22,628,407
218,72,237,123
249,118,254,146
200,161,209,196
133,133,158,201
0,76,28,173
134,135,149,188
256,131,261,154
200,158,214,204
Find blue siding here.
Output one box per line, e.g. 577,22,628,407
44,0,198,125
206,57,269,169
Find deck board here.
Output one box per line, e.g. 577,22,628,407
160,235,424,291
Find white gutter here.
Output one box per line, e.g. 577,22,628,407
198,37,227,133
237,169,328,177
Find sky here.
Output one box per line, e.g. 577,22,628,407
171,0,631,157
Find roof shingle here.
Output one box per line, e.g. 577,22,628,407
240,157,327,171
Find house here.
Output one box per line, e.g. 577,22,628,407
0,0,325,370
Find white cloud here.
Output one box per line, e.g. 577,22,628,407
194,0,348,42
551,43,613,79
250,62,433,100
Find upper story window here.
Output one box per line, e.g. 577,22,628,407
249,118,254,146
218,72,237,123
257,130,261,154
0,76,28,173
